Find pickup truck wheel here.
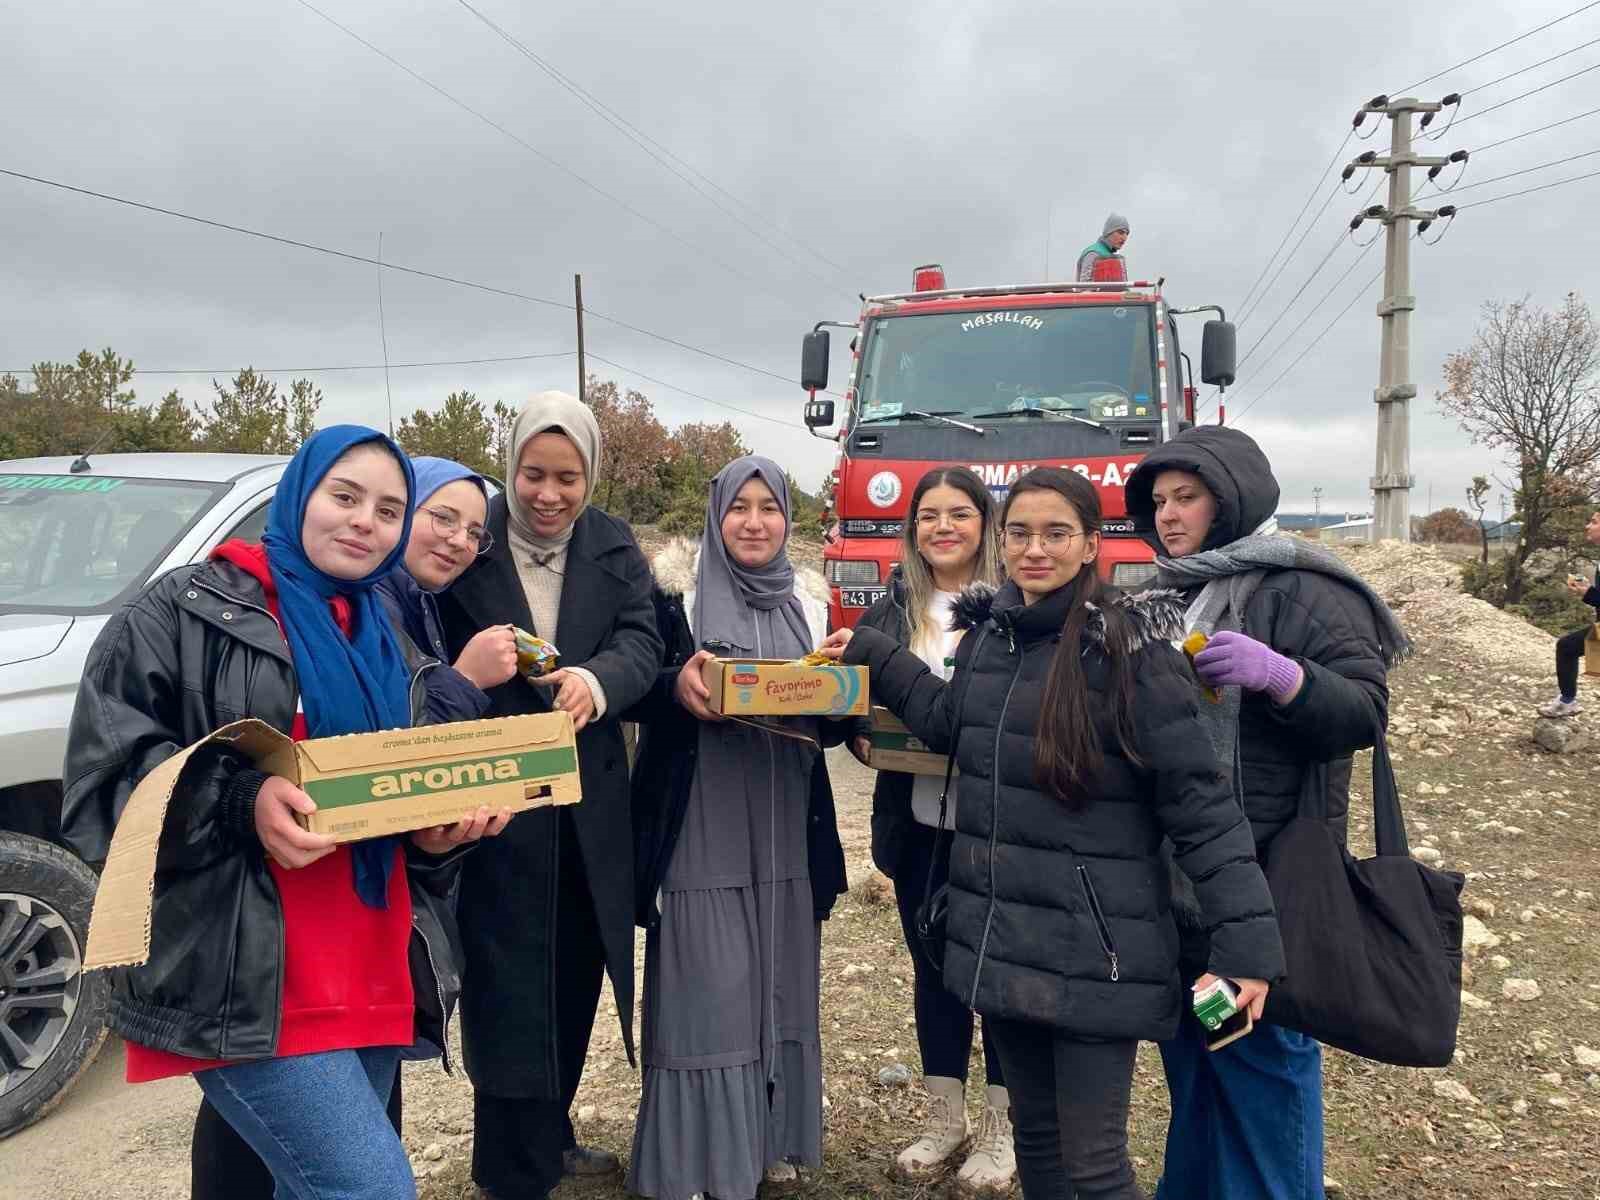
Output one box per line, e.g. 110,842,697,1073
0,832,109,1139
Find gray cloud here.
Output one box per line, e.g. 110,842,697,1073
4,0,1596,517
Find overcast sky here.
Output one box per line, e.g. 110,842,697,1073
4,0,1598,514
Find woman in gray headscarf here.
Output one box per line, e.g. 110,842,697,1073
436,390,663,1200
626,455,842,1200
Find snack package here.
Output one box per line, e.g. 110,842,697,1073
1182,631,1222,703
794,650,835,667
1192,977,1239,1030
513,627,561,681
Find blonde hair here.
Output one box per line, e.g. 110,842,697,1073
899,467,1002,652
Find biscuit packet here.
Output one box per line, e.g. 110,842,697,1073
512,627,561,681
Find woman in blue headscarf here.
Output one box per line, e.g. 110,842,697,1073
63,426,510,1200
376,456,518,723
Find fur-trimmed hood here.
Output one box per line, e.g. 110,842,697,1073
949,580,1187,653
650,538,831,644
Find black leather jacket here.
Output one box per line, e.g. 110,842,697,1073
62,559,468,1066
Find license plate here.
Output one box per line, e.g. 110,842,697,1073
841,587,886,609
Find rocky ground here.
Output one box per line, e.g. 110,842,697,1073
4,539,1597,1200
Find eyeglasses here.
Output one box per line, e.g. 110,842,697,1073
915,507,981,527
1002,525,1085,554
421,506,493,554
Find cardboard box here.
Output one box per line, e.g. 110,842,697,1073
866,705,956,777
84,713,580,970
700,656,869,718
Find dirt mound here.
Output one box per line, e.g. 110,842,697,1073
1325,539,1554,680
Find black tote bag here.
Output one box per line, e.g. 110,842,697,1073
1260,732,1465,1067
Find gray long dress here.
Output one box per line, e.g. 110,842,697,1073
627,608,824,1200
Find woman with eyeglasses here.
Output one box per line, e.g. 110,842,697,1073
819,467,1283,1199
376,457,518,721
848,467,1015,1194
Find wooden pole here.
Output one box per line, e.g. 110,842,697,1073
574,273,586,402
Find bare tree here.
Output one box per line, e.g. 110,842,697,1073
1465,475,1492,566
1439,293,1600,603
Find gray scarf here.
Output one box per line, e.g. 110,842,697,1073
693,455,812,658
1156,530,1411,767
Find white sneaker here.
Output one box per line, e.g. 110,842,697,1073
1538,697,1582,718
955,1086,1017,1196
895,1075,969,1180
763,1159,800,1189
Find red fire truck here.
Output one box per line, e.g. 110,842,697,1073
800,263,1236,629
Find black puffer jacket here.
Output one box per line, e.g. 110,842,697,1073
61,558,466,1064
844,580,1285,1041
1124,426,1391,854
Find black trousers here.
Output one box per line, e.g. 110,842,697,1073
987,1017,1140,1200
471,826,608,1199
191,1068,402,1199
1557,626,1588,699
893,821,1003,1086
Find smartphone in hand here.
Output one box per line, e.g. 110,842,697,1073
1195,977,1255,1052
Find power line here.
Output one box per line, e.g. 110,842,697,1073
2,352,575,377
1473,103,1600,152
1460,33,1600,96
1234,130,1354,320
451,0,853,292
1394,0,1600,93
1230,238,1381,401
0,166,817,391
1453,59,1600,126
587,352,805,429
1443,146,1600,194
293,0,832,313
1230,264,1387,426
1454,164,1600,208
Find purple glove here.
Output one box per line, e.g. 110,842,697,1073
1191,630,1304,704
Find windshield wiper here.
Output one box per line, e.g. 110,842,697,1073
970,408,1109,432
858,409,986,435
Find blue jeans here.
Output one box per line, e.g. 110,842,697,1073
1156,1017,1323,1200
195,1047,414,1200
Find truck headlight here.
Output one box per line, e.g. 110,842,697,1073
825,560,881,585
1111,562,1158,589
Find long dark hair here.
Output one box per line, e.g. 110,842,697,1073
1001,468,1142,807
899,466,1001,651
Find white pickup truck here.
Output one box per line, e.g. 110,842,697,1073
0,451,287,1136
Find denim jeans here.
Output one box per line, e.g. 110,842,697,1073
987,1016,1139,1199
195,1046,413,1200
1155,1016,1324,1200
893,822,1004,1085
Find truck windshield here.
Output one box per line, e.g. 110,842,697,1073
0,475,219,613
857,304,1158,424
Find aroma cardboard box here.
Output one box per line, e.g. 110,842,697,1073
866,705,955,777
700,657,869,718
84,713,579,970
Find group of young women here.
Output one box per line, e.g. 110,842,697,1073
63,393,1400,1200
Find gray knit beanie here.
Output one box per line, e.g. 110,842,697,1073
1102,212,1130,238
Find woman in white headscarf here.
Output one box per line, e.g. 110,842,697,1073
626,455,846,1200
436,391,663,1200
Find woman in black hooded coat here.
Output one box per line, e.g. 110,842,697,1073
1124,425,1404,1200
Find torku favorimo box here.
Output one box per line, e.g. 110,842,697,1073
83,712,579,970
866,705,956,777
700,657,869,718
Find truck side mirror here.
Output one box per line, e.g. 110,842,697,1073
804,397,836,428
1200,320,1237,388
801,330,831,392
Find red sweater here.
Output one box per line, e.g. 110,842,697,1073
125,541,414,1082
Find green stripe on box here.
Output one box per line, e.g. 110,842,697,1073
871,731,927,753
302,745,577,810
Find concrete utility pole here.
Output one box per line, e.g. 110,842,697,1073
1345,97,1454,543
1313,486,1323,523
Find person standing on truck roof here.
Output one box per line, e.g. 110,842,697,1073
1077,213,1130,281
847,466,1017,1195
